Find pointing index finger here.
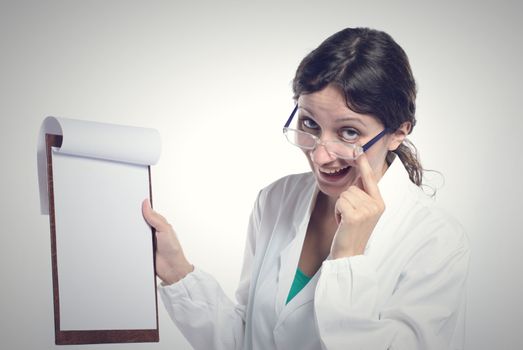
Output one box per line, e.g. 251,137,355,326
355,153,381,199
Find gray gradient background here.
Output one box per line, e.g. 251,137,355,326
1,0,521,349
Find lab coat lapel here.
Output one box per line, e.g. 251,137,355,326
274,235,301,316
274,184,319,322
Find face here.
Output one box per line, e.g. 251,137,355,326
297,85,407,200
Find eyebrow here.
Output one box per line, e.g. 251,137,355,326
334,117,366,126
298,106,366,127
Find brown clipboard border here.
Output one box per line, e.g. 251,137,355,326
45,133,159,345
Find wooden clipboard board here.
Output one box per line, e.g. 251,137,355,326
45,133,159,345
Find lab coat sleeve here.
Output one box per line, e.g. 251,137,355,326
314,223,470,350
158,191,263,350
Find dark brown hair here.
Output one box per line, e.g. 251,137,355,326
292,27,423,186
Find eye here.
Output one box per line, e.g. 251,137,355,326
300,118,320,131
339,128,359,142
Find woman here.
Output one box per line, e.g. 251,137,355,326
142,27,469,350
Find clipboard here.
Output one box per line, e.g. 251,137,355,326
38,117,162,345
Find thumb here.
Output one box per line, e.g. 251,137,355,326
142,199,170,231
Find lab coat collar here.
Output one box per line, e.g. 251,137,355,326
378,155,412,213
366,156,413,255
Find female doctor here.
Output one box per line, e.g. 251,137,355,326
142,27,470,350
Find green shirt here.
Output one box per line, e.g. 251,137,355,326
286,267,312,304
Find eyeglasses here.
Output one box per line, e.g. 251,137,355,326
283,105,389,160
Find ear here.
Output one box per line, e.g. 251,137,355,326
388,121,412,151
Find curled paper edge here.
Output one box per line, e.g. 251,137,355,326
37,116,161,215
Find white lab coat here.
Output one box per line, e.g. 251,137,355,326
159,158,470,350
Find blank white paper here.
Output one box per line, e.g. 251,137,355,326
52,149,157,331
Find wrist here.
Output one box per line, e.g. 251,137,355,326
161,257,194,285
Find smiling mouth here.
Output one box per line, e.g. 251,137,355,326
319,165,351,180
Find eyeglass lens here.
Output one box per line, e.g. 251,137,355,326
285,129,361,159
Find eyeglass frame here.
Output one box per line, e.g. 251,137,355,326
283,104,390,156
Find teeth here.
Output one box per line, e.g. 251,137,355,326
321,166,349,174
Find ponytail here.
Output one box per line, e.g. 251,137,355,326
391,139,423,186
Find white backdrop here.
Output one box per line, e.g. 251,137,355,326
1,0,521,349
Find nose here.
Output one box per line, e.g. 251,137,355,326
310,142,337,165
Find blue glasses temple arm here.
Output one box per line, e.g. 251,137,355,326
283,105,298,130
362,128,390,152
